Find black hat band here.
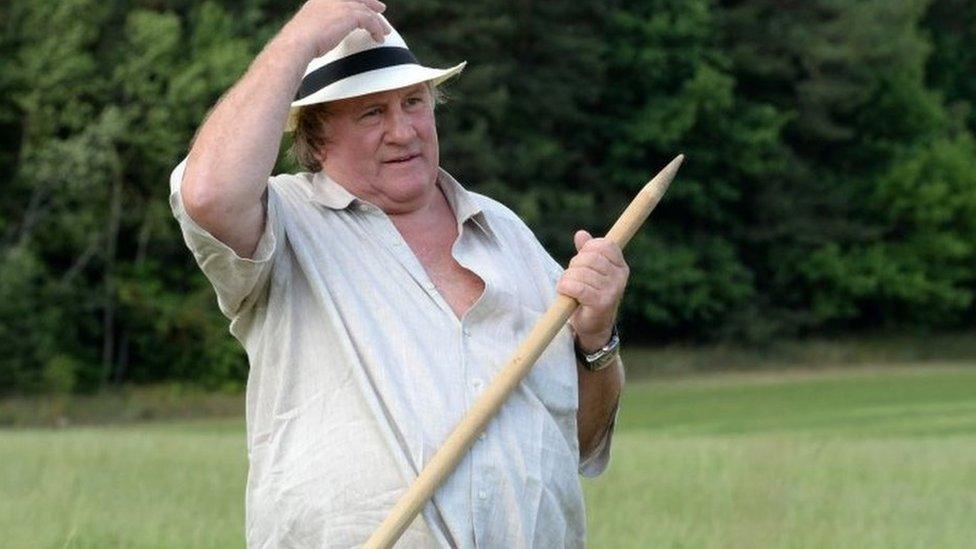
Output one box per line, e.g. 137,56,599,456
295,47,420,101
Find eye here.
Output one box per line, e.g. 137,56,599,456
405,96,426,108
359,108,382,120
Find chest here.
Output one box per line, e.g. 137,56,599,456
402,227,485,320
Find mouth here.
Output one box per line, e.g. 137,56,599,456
383,153,421,164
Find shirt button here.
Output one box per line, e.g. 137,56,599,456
357,204,369,212
462,328,471,337
471,378,483,390
478,432,486,441
478,490,488,500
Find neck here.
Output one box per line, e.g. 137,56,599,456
324,169,442,218
389,181,455,236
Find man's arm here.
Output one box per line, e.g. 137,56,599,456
576,355,623,457
555,229,628,459
180,0,391,258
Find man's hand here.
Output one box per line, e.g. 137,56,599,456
556,230,629,351
284,0,392,57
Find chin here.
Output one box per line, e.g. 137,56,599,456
390,177,433,202
383,167,436,195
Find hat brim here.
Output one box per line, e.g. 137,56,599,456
285,61,466,132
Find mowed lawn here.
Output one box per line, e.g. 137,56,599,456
2,365,975,548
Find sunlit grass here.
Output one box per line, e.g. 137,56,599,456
585,366,976,547
0,422,246,548
584,433,976,547
1,366,974,547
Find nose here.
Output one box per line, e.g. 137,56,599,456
384,107,417,144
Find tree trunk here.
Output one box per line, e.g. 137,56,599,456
114,206,153,385
100,171,122,388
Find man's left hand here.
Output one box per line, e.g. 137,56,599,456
556,230,629,352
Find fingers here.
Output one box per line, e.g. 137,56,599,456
354,8,391,42
559,229,629,311
358,0,387,12
572,230,625,265
292,0,392,56
574,229,592,252
556,275,604,306
568,250,615,277
345,1,390,42
556,271,603,306
340,0,386,13
569,236,627,275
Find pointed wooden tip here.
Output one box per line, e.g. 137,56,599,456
663,154,684,177
643,154,685,200
603,153,685,247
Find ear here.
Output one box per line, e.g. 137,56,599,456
312,138,329,169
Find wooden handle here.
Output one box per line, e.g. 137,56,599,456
364,154,684,548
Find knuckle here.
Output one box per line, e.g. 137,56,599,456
582,286,596,302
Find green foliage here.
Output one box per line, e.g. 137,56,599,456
623,234,755,338
0,0,253,393
0,247,52,393
925,0,976,133
1,0,976,391
799,136,976,326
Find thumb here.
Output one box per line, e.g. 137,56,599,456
574,229,592,252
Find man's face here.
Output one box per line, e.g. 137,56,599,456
317,83,440,214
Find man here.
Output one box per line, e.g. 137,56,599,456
170,1,627,546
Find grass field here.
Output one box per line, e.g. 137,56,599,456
1,364,975,547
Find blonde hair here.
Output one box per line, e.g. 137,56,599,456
288,82,446,172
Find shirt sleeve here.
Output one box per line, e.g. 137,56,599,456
168,158,283,319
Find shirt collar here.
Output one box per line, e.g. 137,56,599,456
305,168,498,241
435,168,498,241
307,171,358,210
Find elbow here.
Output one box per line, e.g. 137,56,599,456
578,430,598,461
179,158,236,228
180,173,220,222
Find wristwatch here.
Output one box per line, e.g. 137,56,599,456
574,326,620,372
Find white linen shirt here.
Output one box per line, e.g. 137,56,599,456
169,161,613,548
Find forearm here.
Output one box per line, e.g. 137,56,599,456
183,31,313,217
576,354,623,458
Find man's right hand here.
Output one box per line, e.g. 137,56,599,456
180,0,391,259
283,0,392,59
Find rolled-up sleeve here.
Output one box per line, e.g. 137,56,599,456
578,365,622,478
168,158,282,319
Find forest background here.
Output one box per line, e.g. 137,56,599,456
3,0,976,394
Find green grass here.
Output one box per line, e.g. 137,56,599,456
585,365,976,548
1,365,974,547
0,421,246,548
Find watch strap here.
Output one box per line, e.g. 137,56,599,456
574,325,620,372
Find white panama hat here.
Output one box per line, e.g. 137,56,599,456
286,14,466,131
